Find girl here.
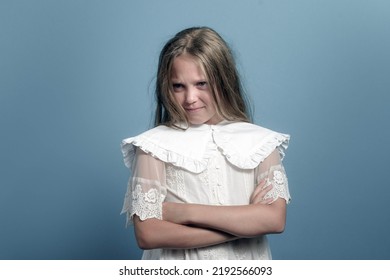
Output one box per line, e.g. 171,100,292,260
121,27,291,260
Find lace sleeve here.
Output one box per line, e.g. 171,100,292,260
255,149,291,204
121,148,167,226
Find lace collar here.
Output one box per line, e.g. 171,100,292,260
121,121,290,173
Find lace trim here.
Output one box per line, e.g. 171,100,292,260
262,168,291,204
121,178,165,226
166,165,186,200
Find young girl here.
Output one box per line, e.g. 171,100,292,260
121,27,291,260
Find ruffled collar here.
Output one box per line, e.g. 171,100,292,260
121,121,289,173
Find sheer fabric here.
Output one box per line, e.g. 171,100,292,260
121,122,290,260
255,149,290,204
121,149,167,226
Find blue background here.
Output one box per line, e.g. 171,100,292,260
1,0,389,260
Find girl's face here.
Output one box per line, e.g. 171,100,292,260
171,54,222,125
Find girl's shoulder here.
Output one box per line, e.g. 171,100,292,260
214,121,290,168
121,124,211,172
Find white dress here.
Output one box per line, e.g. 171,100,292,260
121,121,291,260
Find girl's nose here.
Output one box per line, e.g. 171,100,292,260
185,88,197,104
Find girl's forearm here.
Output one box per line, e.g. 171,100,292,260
134,216,238,250
164,200,286,238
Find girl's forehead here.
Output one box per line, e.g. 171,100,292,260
170,54,208,79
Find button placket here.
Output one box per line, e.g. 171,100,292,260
209,126,225,204
205,148,217,204
214,151,226,204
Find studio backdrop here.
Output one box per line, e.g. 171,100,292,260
1,0,389,259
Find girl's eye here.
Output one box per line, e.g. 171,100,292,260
197,81,207,88
172,83,184,91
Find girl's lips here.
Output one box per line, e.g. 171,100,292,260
185,107,203,113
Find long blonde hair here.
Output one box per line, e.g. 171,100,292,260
154,27,252,127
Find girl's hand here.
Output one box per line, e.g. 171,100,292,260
250,179,274,205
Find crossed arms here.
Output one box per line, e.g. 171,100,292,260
131,148,287,250
134,178,286,250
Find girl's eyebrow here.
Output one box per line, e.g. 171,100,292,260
171,77,206,81
170,77,207,84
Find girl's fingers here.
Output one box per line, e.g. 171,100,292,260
250,179,266,201
250,183,273,204
262,197,274,205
